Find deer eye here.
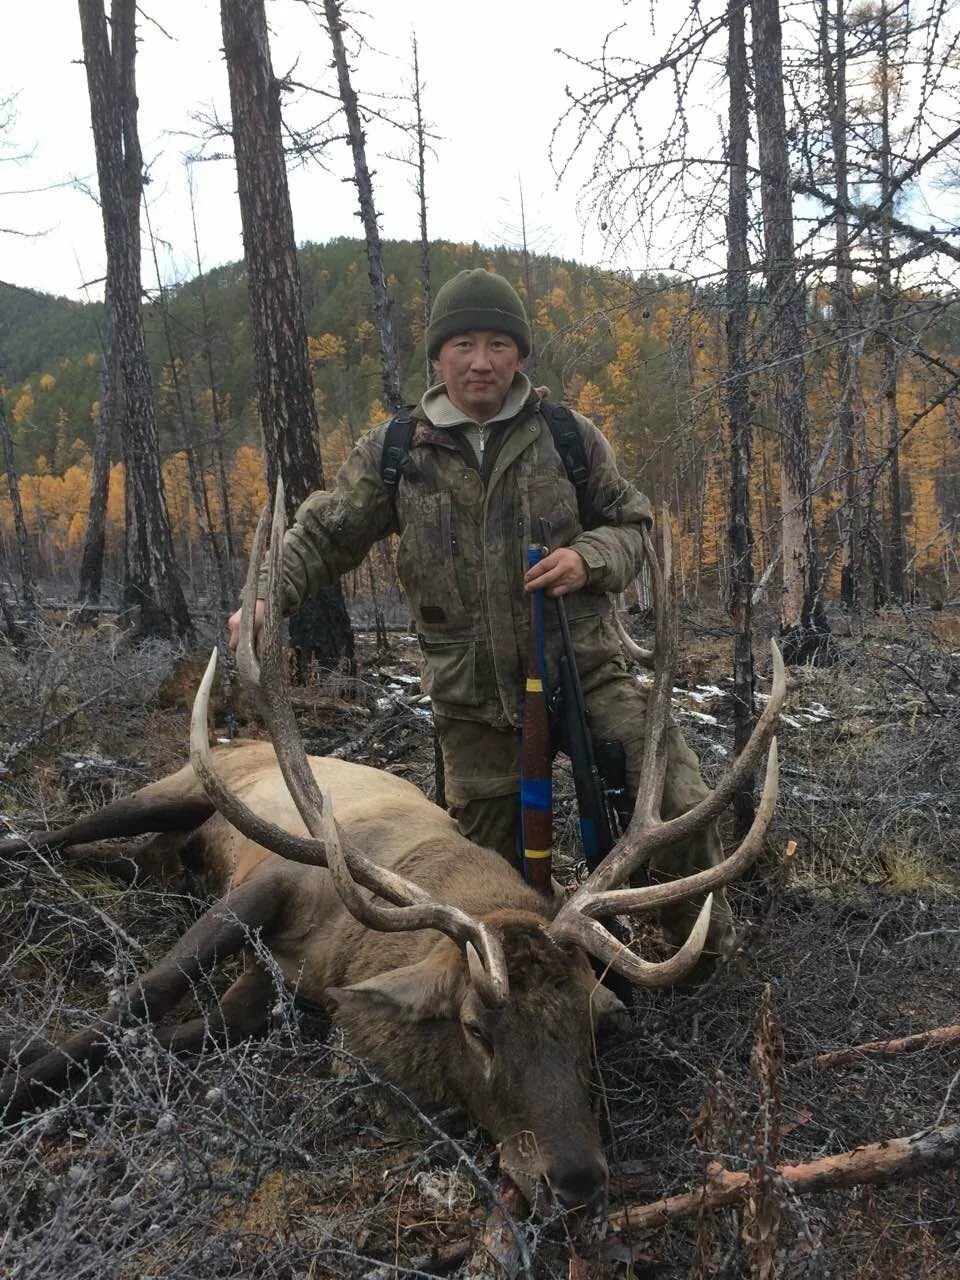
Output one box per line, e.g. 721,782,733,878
463,1020,491,1050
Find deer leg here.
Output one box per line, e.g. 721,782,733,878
0,764,215,858
0,1031,59,1070
0,873,288,1121
153,961,277,1054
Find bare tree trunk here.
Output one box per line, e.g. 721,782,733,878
412,35,433,389
145,201,232,611
821,0,862,610
323,0,402,412
77,295,116,610
220,0,353,673
751,0,833,663
0,391,37,618
187,166,237,589
725,0,756,835
878,0,906,602
518,178,537,383
78,0,192,642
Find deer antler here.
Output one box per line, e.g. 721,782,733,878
190,483,509,1008
547,511,786,986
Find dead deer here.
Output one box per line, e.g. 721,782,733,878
0,489,784,1212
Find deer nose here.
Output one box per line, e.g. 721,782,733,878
548,1153,608,1211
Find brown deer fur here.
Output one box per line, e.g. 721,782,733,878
0,740,618,1209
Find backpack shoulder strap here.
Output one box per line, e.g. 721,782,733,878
380,410,416,491
539,400,596,525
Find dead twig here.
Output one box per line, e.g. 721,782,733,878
607,1122,960,1236
807,1022,960,1070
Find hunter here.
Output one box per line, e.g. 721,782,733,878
228,268,733,961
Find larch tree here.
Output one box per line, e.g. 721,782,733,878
77,0,192,641
187,166,237,589
0,390,37,623
875,0,907,603
411,35,432,387
220,0,354,673
322,0,402,412
725,0,756,832
819,0,862,610
750,0,832,661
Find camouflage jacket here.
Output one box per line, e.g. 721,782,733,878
269,376,653,729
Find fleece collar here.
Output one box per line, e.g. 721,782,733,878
420,372,535,429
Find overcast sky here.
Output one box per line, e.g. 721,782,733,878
0,0,692,303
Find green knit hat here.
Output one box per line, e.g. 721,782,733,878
427,269,531,359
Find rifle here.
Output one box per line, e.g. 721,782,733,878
552,594,620,870
536,519,623,871
520,542,553,893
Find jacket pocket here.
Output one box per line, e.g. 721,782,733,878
396,491,471,629
518,474,579,550
548,606,621,680
418,634,481,707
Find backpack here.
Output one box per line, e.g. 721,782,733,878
379,401,598,526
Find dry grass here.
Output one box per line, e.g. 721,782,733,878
0,607,958,1278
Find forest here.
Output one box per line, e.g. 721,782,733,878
1,1,959,1278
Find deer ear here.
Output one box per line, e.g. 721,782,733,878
326,952,462,1023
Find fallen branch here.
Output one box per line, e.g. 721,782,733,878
608,1122,960,1235
808,1023,960,1070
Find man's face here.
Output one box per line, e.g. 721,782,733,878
433,331,522,422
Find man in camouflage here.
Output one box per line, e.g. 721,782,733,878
229,268,733,958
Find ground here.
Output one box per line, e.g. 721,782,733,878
0,603,957,1279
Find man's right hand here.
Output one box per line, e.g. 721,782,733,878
227,599,266,652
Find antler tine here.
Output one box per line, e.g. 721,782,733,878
236,501,268,693
203,483,508,1005
559,733,780,922
318,790,508,1007
191,647,336,866
613,614,655,670
546,505,786,988
557,894,715,988
631,513,676,834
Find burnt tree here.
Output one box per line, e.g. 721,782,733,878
412,35,432,388
820,0,862,610
725,0,756,833
77,0,192,641
751,0,833,662
323,0,402,412
220,0,353,673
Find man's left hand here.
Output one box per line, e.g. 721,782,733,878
523,547,588,597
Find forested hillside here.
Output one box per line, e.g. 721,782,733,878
3,237,959,607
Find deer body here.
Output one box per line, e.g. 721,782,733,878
1,740,611,1207
1,493,786,1215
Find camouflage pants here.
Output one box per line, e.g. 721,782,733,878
435,660,734,957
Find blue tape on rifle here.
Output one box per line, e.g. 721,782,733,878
520,778,552,811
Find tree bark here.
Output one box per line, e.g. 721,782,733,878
821,0,862,611
810,1022,960,1069
412,35,433,389
750,0,832,663
877,0,906,602
145,200,232,612
187,166,237,589
608,1122,960,1234
324,0,402,412
77,325,115,610
725,0,756,835
78,0,192,642
220,0,353,673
